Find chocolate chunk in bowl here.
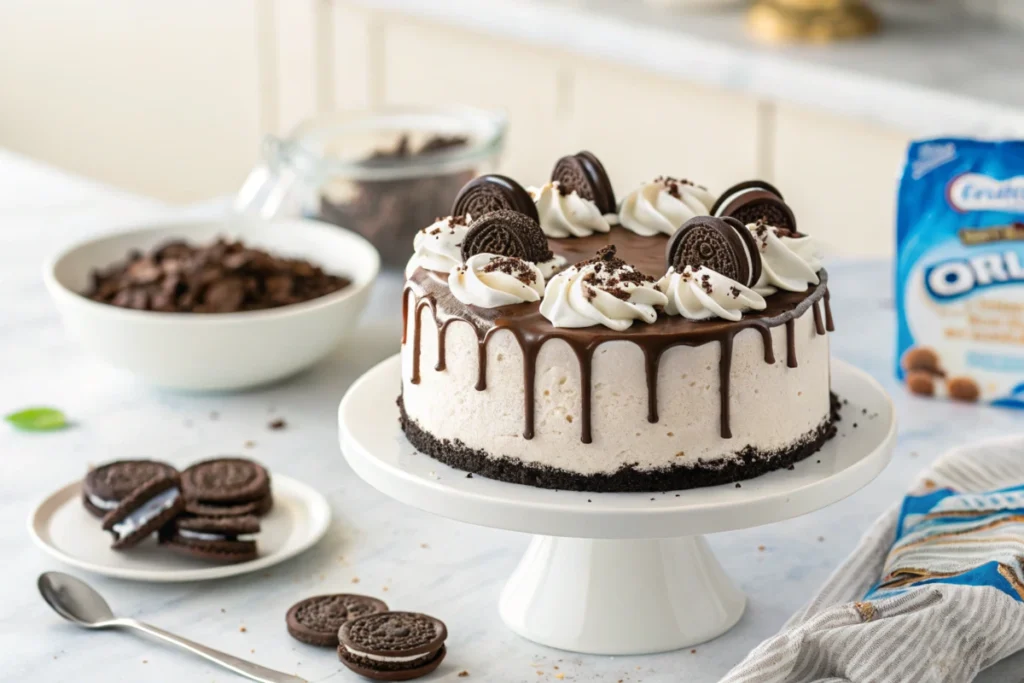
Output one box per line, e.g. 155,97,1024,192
84,238,351,313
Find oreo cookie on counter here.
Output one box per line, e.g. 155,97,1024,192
82,459,178,518
286,594,390,648
339,611,447,681
102,475,186,550
159,515,260,564
181,457,272,517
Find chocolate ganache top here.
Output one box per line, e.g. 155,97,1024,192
408,226,829,343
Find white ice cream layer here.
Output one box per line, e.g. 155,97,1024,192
402,295,830,475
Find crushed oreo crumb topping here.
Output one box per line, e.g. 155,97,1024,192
654,175,708,199
480,256,538,286
575,246,656,302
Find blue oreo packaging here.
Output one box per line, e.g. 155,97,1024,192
896,138,1024,407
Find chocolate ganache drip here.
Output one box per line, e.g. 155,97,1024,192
403,226,832,443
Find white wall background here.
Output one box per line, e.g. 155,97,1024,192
2,0,1011,257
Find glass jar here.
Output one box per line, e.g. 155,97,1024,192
236,107,507,268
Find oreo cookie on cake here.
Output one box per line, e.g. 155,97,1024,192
711,179,798,235
102,475,186,550
339,611,447,681
159,515,260,564
181,457,272,517
82,459,178,518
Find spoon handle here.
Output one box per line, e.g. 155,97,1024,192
115,618,307,683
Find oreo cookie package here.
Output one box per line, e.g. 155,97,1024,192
896,138,1024,407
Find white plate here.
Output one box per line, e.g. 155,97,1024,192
339,355,897,539
28,475,331,582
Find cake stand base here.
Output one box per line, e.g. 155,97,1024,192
339,355,895,655
500,535,744,654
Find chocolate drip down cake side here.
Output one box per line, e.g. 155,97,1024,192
399,156,837,492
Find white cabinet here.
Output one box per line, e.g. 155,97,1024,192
380,18,563,182
567,60,762,198
0,0,266,203
771,104,910,258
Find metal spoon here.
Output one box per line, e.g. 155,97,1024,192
38,571,306,683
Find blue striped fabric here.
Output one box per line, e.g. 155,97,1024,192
721,436,1024,683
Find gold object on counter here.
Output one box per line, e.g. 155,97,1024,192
748,0,879,43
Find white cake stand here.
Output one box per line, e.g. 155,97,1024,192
338,355,896,655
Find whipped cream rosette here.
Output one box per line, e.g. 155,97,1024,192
529,182,616,238
405,214,472,277
748,220,822,296
449,253,545,308
618,176,715,237
540,246,666,332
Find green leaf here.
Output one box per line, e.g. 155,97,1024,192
5,407,67,431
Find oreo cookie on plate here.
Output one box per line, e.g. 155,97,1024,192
339,611,447,681
159,515,260,564
102,475,186,550
82,459,178,518
181,457,272,517
286,594,390,648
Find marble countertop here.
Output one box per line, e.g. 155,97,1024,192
4,149,1024,682
351,0,1024,137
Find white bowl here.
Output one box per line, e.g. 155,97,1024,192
44,217,380,391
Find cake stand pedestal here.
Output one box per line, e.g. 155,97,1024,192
338,355,896,655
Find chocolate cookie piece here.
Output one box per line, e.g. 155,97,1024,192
666,216,760,287
461,210,551,263
712,180,798,234
452,175,540,224
286,594,390,648
551,151,616,214
181,457,271,506
83,459,178,518
102,475,186,550
159,514,260,564
339,612,447,681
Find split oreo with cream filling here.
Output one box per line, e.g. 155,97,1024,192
159,514,260,564
101,475,185,550
82,459,178,518
338,611,447,681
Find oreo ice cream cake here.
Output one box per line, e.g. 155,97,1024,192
400,157,838,492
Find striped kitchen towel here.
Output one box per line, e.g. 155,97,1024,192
721,435,1024,683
